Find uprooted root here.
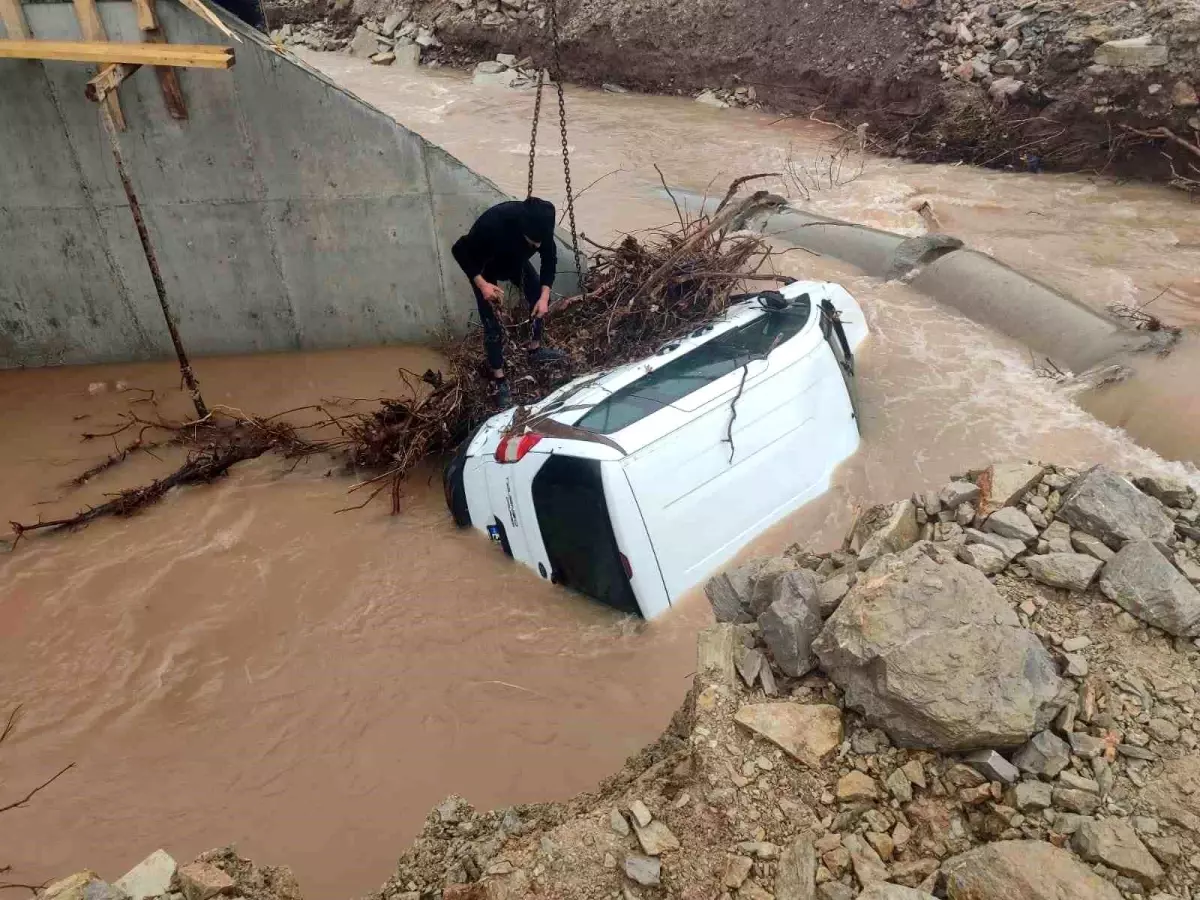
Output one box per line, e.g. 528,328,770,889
9,182,787,539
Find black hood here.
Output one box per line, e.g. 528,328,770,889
521,197,556,245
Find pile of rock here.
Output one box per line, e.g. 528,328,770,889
693,86,762,110
921,0,1197,112
34,849,301,900
470,54,541,89
269,21,342,52
337,11,440,66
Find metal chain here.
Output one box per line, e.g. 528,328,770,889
525,0,586,297
525,67,545,200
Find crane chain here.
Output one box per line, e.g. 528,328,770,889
525,0,585,298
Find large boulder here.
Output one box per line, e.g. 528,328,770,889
1024,553,1102,592
811,556,1064,750
1058,466,1174,550
942,840,1122,900
1098,540,1200,636
1134,473,1193,507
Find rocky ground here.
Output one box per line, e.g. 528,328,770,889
41,460,1200,900
265,0,1200,187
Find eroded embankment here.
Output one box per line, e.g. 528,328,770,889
266,0,1200,187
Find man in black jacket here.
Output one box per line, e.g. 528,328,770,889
451,197,566,406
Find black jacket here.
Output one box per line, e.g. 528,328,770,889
451,199,557,288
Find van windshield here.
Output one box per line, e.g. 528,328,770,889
575,301,812,435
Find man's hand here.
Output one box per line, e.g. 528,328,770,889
474,276,504,305
532,285,551,319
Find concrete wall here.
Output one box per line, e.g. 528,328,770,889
0,2,580,367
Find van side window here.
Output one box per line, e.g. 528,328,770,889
576,300,812,434
820,299,855,377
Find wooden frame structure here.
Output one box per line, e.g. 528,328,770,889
0,0,242,416
0,0,239,125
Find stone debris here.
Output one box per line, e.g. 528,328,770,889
773,836,815,900
116,851,177,900
176,863,235,900
1024,553,1102,592
610,807,631,836
986,507,1039,543
942,840,1122,899
852,500,920,567
1059,466,1175,550
835,770,878,802
813,555,1062,750
706,558,799,623
1099,540,1200,636
964,748,1019,783
632,819,680,856
1073,819,1166,886
957,542,1007,575
628,799,652,828
734,703,843,767
758,573,824,676
1012,729,1070,778
624,854,661,886
1093,35,1169,67
978,462,1045,514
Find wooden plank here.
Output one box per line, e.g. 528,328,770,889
71,0,126,130
174,0,240,42
0,0,31,40
134,0,188,120
146,36,188,118
131,0,158,31
0,39,235,68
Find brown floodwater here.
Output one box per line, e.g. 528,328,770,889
2,52,1199,900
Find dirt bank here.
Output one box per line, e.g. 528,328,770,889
265,0,1200,187
28,460,1200,900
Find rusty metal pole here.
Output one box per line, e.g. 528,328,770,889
97,102,209,418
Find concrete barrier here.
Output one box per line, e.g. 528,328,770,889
752,206,1159,374
0,1,581,368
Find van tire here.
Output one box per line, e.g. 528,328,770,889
443,442,472,528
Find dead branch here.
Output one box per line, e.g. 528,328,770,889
0,763,75,815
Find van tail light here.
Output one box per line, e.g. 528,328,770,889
494,433,543,463
620,552,633,580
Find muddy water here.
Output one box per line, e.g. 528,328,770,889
2,54,1199,900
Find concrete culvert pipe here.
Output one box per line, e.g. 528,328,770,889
752,206,1163,375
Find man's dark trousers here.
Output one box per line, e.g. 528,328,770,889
471,260,544,372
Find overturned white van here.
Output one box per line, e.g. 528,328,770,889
442,281,869,618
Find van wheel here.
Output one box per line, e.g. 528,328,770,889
442,443,471,528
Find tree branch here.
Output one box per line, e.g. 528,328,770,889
0,763,75,814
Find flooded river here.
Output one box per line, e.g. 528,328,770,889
2,53,1199,899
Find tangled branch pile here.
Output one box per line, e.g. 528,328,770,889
9,183,785,538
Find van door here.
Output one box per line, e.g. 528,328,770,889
530,456,641,615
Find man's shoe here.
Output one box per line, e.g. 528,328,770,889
528,345,567,365
494,378,512,408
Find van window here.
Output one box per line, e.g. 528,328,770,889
575,301,812,434
531,457,641,615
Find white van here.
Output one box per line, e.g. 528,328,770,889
442,281,869,618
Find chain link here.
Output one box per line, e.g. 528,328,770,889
524,0,586,298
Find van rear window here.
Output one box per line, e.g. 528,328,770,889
575,302,812,434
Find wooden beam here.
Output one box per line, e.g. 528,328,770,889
131,0,158,31
0,0,31,40
85,62,140,101
175,0,240,42
132,0,188,120
0,39,235,68
72,0,126,130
